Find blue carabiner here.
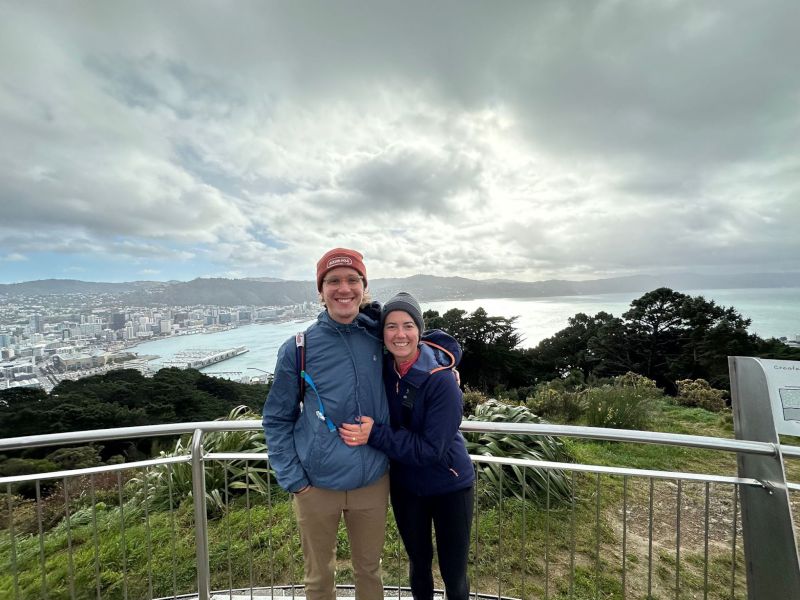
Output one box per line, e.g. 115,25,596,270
301,370,337,432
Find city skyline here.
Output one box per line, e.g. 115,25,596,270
1,2,799,284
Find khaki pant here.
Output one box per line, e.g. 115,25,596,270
293,473,389,600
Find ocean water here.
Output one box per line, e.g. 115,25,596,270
132,287,800,378
134,318,316,378
422,287,800,349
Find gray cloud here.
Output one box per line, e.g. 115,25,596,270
336,145,484,215
0,1,798,283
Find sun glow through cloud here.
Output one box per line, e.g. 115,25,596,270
0,1,798,284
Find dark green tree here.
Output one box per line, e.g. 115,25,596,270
0,368,270,457
529,287,800,394
528,311,620,381
425,307,531,392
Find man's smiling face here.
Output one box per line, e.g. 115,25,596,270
320,266,365,324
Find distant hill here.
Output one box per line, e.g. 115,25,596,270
367,274,661,301
0,279,165,296
2,272,799,306
138,278,319,306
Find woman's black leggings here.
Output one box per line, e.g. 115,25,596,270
390,482,474,600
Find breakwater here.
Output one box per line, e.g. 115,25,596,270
161,346,249,369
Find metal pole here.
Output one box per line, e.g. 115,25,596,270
192,428,211,600
728,356,800,599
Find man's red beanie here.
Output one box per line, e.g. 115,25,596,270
316,248,367,291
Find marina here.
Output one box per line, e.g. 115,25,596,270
161,346,249,370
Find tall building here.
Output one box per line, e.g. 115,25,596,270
112,313,127,330
0,332,12,348
29,314,44,334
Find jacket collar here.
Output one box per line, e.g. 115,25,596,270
390,343,442,387
318,309,381,340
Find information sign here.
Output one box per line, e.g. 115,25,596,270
758,359,800,437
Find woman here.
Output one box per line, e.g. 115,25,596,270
340,291,475,600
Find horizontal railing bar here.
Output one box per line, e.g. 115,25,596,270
202,451,770,487
0,421,250,452
205,452,269,461
0,419,787,457
782,445,800,458
459,421,778,455
2,447,780,489
3,448,793,490
0,455,190,485
469,454,763,486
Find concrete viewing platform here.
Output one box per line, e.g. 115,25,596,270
183,587,443,600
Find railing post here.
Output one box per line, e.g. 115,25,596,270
191,428,211,600
728,357,800,599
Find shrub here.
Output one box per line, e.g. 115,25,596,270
0,457,61,498
718,409,734,432
675,379,726,412
462,387,488,417
614,371,658,390
526,386,585,422
464,400,573,505
45,445,103,470
584,381,660,430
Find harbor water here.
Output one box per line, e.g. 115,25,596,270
131,287,800,380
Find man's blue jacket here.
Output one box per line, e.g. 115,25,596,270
263,306,389,493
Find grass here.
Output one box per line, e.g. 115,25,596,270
2,399,797,600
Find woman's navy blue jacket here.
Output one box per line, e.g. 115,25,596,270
367,329,475,497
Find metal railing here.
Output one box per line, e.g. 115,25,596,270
1,420,798,600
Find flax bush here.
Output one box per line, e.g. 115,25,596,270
464,399,573,505
128,405,271,515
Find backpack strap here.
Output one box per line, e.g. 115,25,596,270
295,332,305,407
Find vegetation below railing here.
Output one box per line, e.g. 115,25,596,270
1,470,751,599
4,397,788,600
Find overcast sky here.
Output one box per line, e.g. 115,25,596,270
1,1,798,284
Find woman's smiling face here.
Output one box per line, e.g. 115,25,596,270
383,310,420,362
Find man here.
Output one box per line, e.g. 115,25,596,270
263,248,389,600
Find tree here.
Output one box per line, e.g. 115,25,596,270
529,288,800,394
424,307,531,392
621,288,689,384
0,368,270,459
529,311,619,381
